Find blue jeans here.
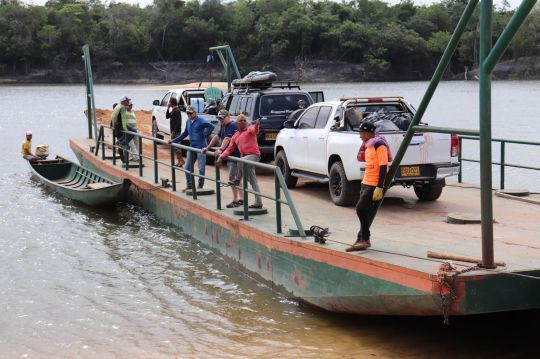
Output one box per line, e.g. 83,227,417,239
185,151,206,188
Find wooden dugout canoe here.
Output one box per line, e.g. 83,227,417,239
28,156,127,207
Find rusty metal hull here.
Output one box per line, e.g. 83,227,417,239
70,139,540,316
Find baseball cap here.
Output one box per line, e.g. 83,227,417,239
217,109,229,120
26,130,32,136
186,105,196,114
359,121,376,134
120,96,131,102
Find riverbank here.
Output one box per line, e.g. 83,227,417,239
1,56,538,84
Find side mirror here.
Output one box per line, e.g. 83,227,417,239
153,100,160,106
283,119,295,129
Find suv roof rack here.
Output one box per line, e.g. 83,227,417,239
340,96,404,102
231,80,301,94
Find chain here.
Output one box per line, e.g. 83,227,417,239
436,262,482,325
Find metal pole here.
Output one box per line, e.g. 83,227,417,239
274,170,306,238
190,151,197,200
170,146,176,191
153,141,158,184
125,144,130,170
226,50,232,92
479,0,495,268
216,160,221,210
82,45,98,148
242,162,249,221
94,126,101,156
275,171,282,234
101,127,105,160
83,57,93,140
458,136,463,183
138,135,143,177
112,129,117,166
372,0,479,222
500,141,505,190
82,51,92,139
483,0,538,74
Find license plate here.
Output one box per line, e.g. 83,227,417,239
265,133,278,141
400,166,420,177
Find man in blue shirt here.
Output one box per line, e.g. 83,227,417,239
169,106,215,190
203,109,242,208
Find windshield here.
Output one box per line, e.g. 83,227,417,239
260,94,311,117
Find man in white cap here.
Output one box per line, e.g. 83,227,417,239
22,131,37,162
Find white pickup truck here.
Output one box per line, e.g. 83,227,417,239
151,87,220,140
274,97,460,206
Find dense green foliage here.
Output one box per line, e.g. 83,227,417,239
0,0,539,77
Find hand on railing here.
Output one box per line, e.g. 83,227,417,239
216,156,223,167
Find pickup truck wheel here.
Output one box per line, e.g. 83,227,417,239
414,184,443,201
275,151,297,188
152,119,164,140
329,161,356,206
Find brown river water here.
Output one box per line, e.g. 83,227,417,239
0,83,538,357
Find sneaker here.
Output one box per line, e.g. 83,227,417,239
248,204,263,209
346,240,371,252
182,187,192,193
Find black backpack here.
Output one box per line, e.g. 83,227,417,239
111,103,123,133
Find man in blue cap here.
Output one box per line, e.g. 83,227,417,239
169,106,214,191
203,109,243,207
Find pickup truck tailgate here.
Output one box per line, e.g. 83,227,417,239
386,132,451,165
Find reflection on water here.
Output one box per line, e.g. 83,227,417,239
0,83,539,357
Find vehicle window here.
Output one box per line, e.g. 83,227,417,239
245,98,253,116
229,95,241,115
297,107,320,129
239,96,248,115
357,104,403,113
220,94,230,109
260,94,311,117
160,92,172,107
315,106,332,129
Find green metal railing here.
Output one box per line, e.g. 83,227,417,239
372,0,537,268
82,45,98,146
458,136,540,189
95,125,306,238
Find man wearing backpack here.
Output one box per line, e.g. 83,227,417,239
347,122,390,252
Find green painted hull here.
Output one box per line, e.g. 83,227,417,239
28,157,125,207
72,146,540,316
